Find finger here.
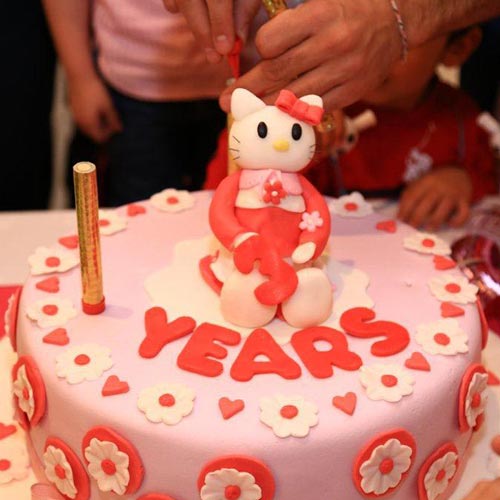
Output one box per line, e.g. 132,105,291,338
407,192,440,228
103,106,123,134
425,197,454,231
206,0,234,54
255,6,313,59
492,435,500,455
234,0,261,42
163,0,179,12
177,0,221,62
448,199,470,227
398,184,427,222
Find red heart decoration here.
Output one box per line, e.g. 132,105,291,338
404,352,431,371
441,302,465,318
218,397,245,420
375,220,397,233
43,328,69,346
102,375,130,397
332,392,357,415
36,276,60,293
488,370,500,386
0,423,16,440
127,204,146,217
58,235,79,249
433,255,456,270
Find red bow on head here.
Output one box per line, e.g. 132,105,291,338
275,90,324,126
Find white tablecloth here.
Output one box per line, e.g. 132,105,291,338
0,202,499,500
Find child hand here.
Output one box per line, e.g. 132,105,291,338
398,166,472,231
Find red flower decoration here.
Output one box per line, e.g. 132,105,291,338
11,355,46,427
262,181,286,205
418,442,459,500
44,437,90,500
198,455,275,500
81,426,144,495
353,428,417,498
458,364,488,432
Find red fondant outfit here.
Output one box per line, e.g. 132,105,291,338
205,82,498,201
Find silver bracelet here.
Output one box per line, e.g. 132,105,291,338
389,0,409,61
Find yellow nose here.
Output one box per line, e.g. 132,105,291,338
273,139,290,152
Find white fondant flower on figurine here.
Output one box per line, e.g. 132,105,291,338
359,438,413,495
259,394,318,438
12,364,35,420
98,209,127,236
137,383,195,425
416,318,469,356
465,371,488,428
200,468,262,500
423,451,458,500
329,192,373,218
56,344,113,384
43,445,78,499
0,440,30,485
26,297,77,328
150,188,195,213
28,246,79,276
360,364,415,402
299,211,324,232
403,232,451,256
428,274,478,304
84,438,130,495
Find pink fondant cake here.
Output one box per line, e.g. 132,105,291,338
7,89,490,500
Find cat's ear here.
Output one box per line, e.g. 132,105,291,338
300,94,323,109
231,88,266,121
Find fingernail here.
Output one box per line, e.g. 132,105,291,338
215,35,231,54
205,47,222,64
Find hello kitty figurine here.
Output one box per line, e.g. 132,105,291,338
206,88,333,329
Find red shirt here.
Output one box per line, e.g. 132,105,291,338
204,81,498,201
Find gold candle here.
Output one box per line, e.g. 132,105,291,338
73,162,105,315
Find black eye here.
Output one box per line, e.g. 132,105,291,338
292,123,302,141
347,133,355,143
257,122,268,138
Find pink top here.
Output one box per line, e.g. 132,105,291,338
93,0,232,101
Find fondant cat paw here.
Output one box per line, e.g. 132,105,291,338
292,242,316,264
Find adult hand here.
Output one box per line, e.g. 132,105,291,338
219,0,403,112
461,436,500,500
163,0,261,62
398,167,472,231
67,75,122,144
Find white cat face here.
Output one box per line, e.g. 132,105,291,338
229,88,322,172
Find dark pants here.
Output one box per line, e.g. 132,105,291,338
67,87,226,207
1,1,56,210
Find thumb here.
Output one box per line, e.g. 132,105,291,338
101,105,123,138
234,0,261,42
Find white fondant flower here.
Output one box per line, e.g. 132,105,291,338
43,445,77,499
360,364,415,402
359,438,413,495
329,192,373,218
428,274,478,304
98,209,127,236
0,440,30,484
26,297,77,328
465,372,488,427
56,344,113,384
259,394,318,438
28,246,79,276
12,365,35,420
424,451,458,500
3,293,15,338
150,188,195,213
299,211,324,232
403,232,451,256
137,383,195,425
84,438,130,495
416,319,469,356
200,468,262,500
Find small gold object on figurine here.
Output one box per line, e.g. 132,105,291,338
262,0,288,18
73,162,106,314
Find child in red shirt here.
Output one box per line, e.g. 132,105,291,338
205,27,498,230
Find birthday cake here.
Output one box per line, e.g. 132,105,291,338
6,89,490,500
